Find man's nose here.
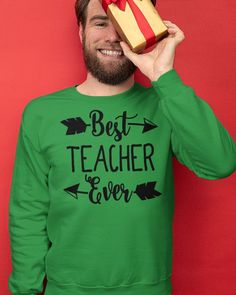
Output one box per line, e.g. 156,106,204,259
105,24,122,43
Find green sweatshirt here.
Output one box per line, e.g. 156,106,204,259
8,69,236,295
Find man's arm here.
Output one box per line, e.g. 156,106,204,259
120,18,236,178
8,105,51,294
151,68,236,179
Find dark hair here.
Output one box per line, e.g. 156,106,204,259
74,0,157,29
75,0,90,29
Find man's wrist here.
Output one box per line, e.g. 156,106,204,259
151,67,174,82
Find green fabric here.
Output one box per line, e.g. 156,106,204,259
8,69,236,295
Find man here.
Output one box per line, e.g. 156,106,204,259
75,0,177,92
8,0,236,295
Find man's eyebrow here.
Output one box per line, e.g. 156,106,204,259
89,15,109,23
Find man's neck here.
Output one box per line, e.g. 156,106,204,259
76,74,135,96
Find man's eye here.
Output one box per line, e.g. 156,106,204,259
96,23,106,27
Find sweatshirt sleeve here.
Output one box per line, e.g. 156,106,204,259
8,105,51,294
151,68,236,180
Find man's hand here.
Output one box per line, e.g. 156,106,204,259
119,20,185,81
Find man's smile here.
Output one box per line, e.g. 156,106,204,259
97,49,124,59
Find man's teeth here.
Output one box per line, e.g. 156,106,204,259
99,49,123,56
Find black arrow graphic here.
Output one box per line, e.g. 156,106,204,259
129,118,158,133
134,181,162,200
61,117,157,135
64,183,87,199
60,117,90,135
64,181,161,201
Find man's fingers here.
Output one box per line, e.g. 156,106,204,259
163,21,185,38
163,20,179,29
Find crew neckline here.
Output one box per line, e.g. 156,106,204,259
68,82,141,104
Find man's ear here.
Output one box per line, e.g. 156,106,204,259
79,26,82,43
79,23,84,43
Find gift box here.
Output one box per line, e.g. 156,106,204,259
101,0,169,53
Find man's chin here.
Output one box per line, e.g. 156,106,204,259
84,52,136,84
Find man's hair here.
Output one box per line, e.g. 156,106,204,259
74,0,157,29
75,0,90,29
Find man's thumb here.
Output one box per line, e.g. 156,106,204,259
120,41,139,65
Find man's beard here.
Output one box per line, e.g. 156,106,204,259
81,32,137,85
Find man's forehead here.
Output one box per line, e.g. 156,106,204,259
87,0,107,18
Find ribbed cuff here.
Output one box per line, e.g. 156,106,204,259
151,68,186,99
